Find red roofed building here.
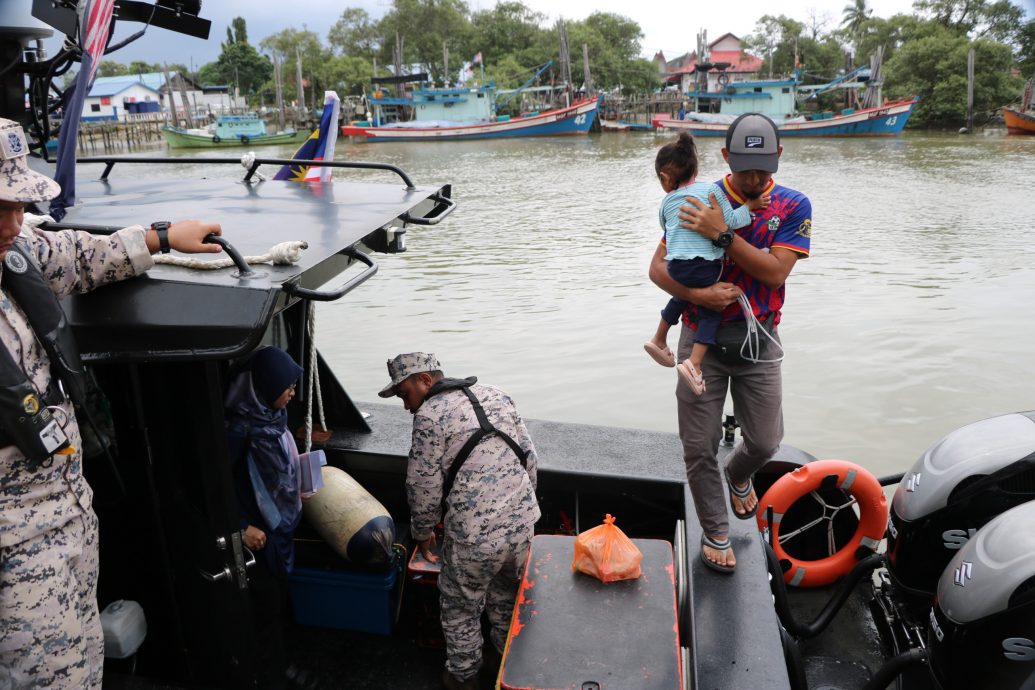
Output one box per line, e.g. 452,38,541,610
663,33,764,94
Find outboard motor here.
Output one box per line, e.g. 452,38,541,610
927,501,1035,690
886,412,1035,607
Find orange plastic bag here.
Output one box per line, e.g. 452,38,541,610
571,514,643,582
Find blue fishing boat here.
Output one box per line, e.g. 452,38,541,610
656,36,916,136
341,68,599,142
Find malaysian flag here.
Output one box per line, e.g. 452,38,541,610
274,91,340,183
50,0,115,220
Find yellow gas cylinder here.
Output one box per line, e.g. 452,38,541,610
302,466,395,563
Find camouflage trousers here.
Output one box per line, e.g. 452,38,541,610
0,510,102,690
439,531,530,681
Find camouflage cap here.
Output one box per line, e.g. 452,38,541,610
378,352,441,398
0,118,61,203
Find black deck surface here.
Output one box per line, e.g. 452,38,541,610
500,535,681,690
328,402,797,690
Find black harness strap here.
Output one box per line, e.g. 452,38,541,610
425,378,530,515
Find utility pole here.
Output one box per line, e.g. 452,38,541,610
443,43,449,86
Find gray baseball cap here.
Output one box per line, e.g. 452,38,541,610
0,118,61,203
378,352,441,397
725,113,780,173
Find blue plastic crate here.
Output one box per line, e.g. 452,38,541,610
288,562,400,635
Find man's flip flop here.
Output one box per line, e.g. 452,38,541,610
677,360,706,395
643,342,676,367
725,466,758,520
700,534,735,574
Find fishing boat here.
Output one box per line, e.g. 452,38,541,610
7,5,1035,690
653,79,917,137
1003,75,1035,134
656,39,916,137
161,112,308,148
340,69,600,142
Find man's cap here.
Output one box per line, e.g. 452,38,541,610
378,352,441,398
0,118,61,203
725,113,780,173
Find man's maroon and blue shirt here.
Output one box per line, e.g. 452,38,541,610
663,175,812,328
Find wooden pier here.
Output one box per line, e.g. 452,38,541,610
74,113,166,154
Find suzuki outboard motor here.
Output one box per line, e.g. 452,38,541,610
927,501,1035,690
886,412,1035,606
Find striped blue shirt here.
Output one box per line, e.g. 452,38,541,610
660,181,752,261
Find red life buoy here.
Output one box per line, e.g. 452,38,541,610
757,459,887,587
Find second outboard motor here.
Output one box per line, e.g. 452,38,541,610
886,411,1035,606
927,501,1035,690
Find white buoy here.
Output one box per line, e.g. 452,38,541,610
302,465,395,563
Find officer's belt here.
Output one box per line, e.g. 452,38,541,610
0,381,67,449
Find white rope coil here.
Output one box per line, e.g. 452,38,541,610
154,240,308,269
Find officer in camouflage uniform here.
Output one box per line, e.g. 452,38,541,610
381,352,539,690
0,117,222,690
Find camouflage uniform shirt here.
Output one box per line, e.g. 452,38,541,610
0,224,153,548
406,383,539,546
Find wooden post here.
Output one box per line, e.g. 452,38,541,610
274,53,286,132
582,44,593,97
295,46,306,123
966,47,975,133
163,64,177,127
443,43,449,86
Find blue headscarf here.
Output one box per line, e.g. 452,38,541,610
225,347,304,574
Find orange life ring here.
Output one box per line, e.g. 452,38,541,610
756,459,887,587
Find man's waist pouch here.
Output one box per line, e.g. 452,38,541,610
710,312,777,364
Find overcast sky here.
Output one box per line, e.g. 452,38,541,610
48,0,1035,68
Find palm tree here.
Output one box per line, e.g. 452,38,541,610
841,0,872,39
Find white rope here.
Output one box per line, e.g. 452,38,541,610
303,300,327,453
153,240,308,269
737,293,785,363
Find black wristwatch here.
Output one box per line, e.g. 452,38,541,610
712,230,735,249
151,221,171,254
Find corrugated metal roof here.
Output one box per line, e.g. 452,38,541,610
86,76,161,98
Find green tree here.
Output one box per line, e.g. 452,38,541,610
97,61,129,77
841,0,872,42
377,0,471,84
201,41,272,98
1017,19,1035,74
229,16,248,45
322,54,374,95
468,2,549,67
565,12,657,92
327,8,381,59
261,28,333,106
913,0,1025,42
746,15,805,78
885,23,1017,126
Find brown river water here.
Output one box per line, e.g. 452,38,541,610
162,129,1035,477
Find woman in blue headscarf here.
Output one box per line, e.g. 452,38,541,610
225,346,305,689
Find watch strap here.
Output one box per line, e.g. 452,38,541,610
151,221,171,254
